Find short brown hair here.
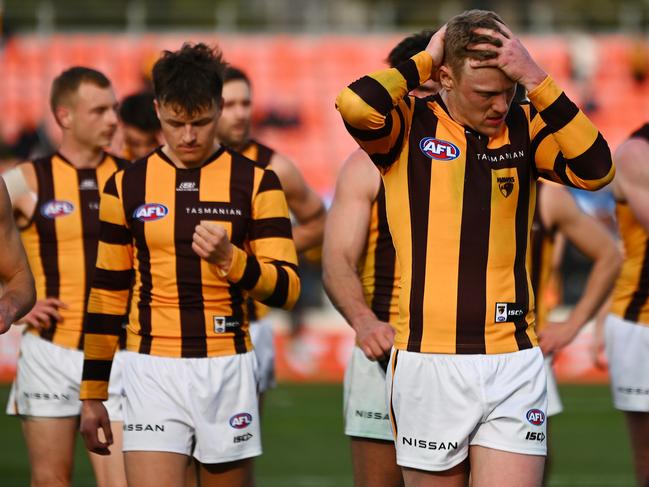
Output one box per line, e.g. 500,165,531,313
444,10,507,76
152,43,225,116
50,66,111,116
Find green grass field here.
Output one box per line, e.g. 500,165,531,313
0,383,635,486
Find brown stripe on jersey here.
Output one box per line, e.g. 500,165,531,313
511,110,534,350
349,76,394,115
406,105,436,351
34,157,60,340
252,140,274,168
371,184,396,322
395,59,421,92
82,359,113,381
539,93,579,131
455,134,490,354
175,169,207,358
343,114,394,141
563,133,612,180
77,168,100,349
371,104,407,170
624,241,649,322
229,155,256,353
123,162,153,354
249,217,292,240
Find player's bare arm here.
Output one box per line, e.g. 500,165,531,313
80,399,114,455
0,178,35,333
467,23,547,90
538,184,622,355
323,150,393,361
3,164,68,330
613,137,649,232
269,152,325,253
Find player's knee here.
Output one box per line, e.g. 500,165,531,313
30,466,71,487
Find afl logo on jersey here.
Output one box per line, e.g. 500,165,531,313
134,203,168,222
526,409,545,426
419,137,460,161
229,413,253,429
40,200,74,219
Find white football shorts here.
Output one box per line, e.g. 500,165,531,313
249,318,276,394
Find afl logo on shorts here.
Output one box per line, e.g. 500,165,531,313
134,203,168,222
41,200,74,219
229,412,253,429
419,137,460,161
526,409,545,426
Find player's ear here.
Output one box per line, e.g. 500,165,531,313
55,105,72,129
153,99,161,121
438,65,455,91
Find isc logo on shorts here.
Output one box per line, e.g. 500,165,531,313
133,203,168,222
526,409,545,426
229,412,253,429
419,137,460,161
41,200,75,219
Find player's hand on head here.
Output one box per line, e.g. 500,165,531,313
19,297,67,330
466,22,546,90
80,400,113,456
192,222,234,271
354,315,395,361
425,24,447,76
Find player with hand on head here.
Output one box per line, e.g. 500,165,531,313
337,9,613,486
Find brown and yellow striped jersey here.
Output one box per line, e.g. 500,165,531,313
18,152,127,350
81,147,300,399
240,139,275,322
611,125,649,326
336,51,614,354
358,183,399,324
530,183,558,333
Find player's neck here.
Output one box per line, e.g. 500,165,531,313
58,137,105,169
440,90,474,133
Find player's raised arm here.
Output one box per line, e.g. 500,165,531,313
335,30,445,170
0,178,35,333
323,150,394,360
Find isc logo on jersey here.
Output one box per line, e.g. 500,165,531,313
134,203,168,222
526,409,545,426
419,137,460,161
229,412,253,429
41,200,74,219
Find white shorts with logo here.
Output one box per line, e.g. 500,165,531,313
343,346,393,441
6,333,124,421
121,350,261,464
387,347,547,472
605,313,649,412
250,318,276,394
545,356,563,416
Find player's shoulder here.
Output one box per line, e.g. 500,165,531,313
104,151,131,170
335,148,381,200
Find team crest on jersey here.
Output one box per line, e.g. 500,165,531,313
497,176,515,198
419,137,460,161
40,200,75,219
133,203,168,222
526,409,545,426
229,412,253,429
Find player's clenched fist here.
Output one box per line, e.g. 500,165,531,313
192,222,234,272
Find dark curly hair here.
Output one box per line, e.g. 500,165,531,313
152,43,225,116
386,30,435,68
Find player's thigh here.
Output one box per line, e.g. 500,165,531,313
21,416,78,486
401,460,469,487
469,445,544,487
124,451,189,487
199,458,253,487
350,437,403,487
87,421,127,487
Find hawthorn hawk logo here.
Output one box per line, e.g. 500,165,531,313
497,176,515,198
